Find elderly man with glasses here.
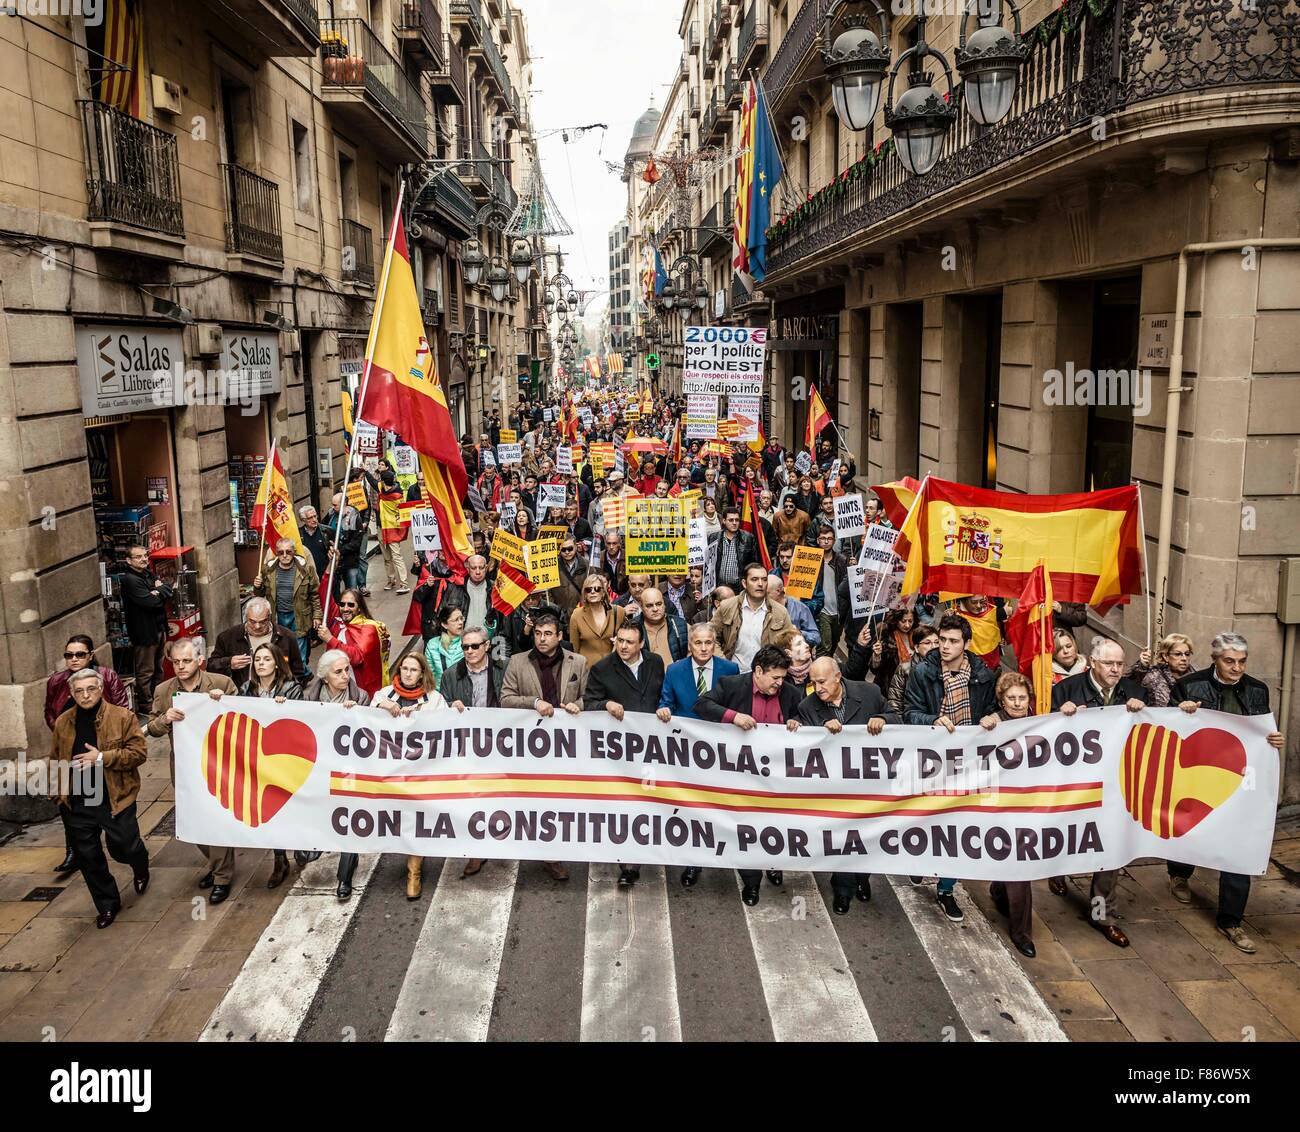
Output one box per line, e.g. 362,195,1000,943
208,596,306,685
252,537,321,668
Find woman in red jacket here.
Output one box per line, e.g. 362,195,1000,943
44,634,131,875
318,589,389,697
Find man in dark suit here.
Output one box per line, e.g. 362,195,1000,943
796,658,900,915
118,545,173,712
696,644,803,906
584,620,666,888
1048,635,1148,948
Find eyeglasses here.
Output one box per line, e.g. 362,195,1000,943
64,650,89,660
338,602,358,609
463,640,489,650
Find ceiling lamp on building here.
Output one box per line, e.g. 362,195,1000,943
955,0,1028,126
884,15,959,177
462,237,486,287
487,257,511,303
823,0,891,133
509,237,534,284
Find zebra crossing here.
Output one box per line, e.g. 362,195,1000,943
202,855,1066,1043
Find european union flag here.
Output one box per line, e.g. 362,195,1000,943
654,245,668,296
746,83,784,284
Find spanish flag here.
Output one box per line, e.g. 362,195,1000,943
250,446,302,555
805,382,832,453
871,476,922,529
491,562,535,616
897,478,1141,612
1005,562,1055,714
358,200,472,580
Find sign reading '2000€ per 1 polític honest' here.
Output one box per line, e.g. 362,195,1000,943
682,326,766,397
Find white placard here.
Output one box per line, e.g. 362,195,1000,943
729,393,762,443
391,445,418,476
409,509,441,552
833,493,866,540
544,408,555,422
497,501,517,529
682,325,767,396
795,451,812,475
497,443,523,465
355,422,380,455
847,563,874,619
538,483,568,513
687,393,719,418
859,524,901,574
686,417,719,440
482,448,496,467
688,518,709,568
555,446,573,475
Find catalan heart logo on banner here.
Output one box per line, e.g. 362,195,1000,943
202,712,318,828
1120,723,1246,838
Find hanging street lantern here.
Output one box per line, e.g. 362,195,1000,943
509,237,534,284
462,237,485,287
487,256,510,303
884,16,959,177
955,0,1028,126
823,1,891,133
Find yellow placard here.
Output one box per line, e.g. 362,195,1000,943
785,544,825,601
489,528,528,572
627,499,688,573
345,481,369,511
525,538,561,590
539,524,568,542
499,428,517,444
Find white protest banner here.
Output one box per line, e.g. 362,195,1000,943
687,393,719,419
482,448,496,467
391,445,418,476
834,493,866,540
174,696,1280,879
688,518,709,568
555,446,573,475
682,325,767,396
409,509,441,552
578,407,594,428
686,417,720,440
497,501,517,530
497,443,523,465
355,422,380,456
847,563,874,619
795,451,812,475
729,393,762,443
859,523,901,573
544,408,555,422
538,483,568,514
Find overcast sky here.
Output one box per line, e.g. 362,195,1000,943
523,1,682,318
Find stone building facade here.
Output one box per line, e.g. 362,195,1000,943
0,0,542,814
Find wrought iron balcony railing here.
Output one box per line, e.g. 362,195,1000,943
279,0,320,39
222,163,283,261
341,217,375,285
766,0,1300,279
396,0,444,68
320,17,428,152
737,1,767,73
450,0,483,45
431,32,467,105
763,0,828,114
80,100,184,236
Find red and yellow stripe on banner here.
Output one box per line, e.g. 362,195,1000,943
330,771,1103,820
897,478,1141,611
1121,722,1246,840
101,0,146,117
203,712,317,829
732,79,758,274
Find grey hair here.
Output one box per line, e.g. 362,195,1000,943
168,635,206,661
1089,635,1124,660
68,668,103,689
298,504,317,519
245,597,272,619
316,648,351,678
687,622,717,642
462,625,488,641
1210,632,1249,658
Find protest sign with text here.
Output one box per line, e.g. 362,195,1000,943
785,544,825,600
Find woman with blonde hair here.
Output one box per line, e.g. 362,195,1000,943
568,571,626,667
1051,628,1087,683
1133,633,1194,707
372,651,448,900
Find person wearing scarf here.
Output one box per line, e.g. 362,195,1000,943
955,594,1004,671
782,631,815,699
319,588,389,696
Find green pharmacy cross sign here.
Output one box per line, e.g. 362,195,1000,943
645,353,661,371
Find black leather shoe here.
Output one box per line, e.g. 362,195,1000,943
208,884,230,905
617,867,639,888
766,869,783,887
1014,939,1037,958
197,871,215,890
680,867,701,888
54,849,78,876
856,878,872,903
293,850,321,867
95,909,117,929
268,857,290,889
832,893,851,915
336,880,352,901
133,870,149,895
741,884,760,906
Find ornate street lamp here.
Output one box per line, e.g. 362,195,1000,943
884,16,958,177
543,290,556,312
509,237,534,284
823,0,891,133
693,280,709,312
462,237,485,287
955,0,1028,126
487,256,510,303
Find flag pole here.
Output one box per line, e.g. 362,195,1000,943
864,472,931,624
321,181,407,621
256,436,278,569
1134,479,1153,654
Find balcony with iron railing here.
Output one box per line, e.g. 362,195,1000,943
341,217,375,286
723,64,742,108
737,1,768,73
210,0,321,57
430,32,467,105
765,0,1300,282
450,0,484,46
222,163,283,269
320,17,429,160
396,0,444,69
701,189,732,258
473,21,511,102
703,31,717,79
717,0,734,33
79,100,185,256
457,137,495,201
763,0,828,117
414,168,477,239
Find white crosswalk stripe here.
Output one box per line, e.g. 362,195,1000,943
887,877,1067,1042
201,854,381,1042
580,865,682,1042
737,872,879,1042
385,858,519,1042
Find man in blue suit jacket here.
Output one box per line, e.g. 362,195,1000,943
655,621,738,889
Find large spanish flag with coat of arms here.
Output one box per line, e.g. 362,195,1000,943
358,203,472,580
897,478,1142,612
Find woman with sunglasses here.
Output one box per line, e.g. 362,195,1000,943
317,588,389,697
43,634,132,875
568,572,626,668
237,644,312,888
423,606,466,692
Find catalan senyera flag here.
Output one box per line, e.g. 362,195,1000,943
101,0,147,117
1004,562,1055,715
201,711,317,829
357,204,472,580
249,447,302,556
871,476,923,529
741,480,772,572
732,78,758,286
897,478,1142,612
491,562,535,616
804,382,832,454
608,353,624,375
